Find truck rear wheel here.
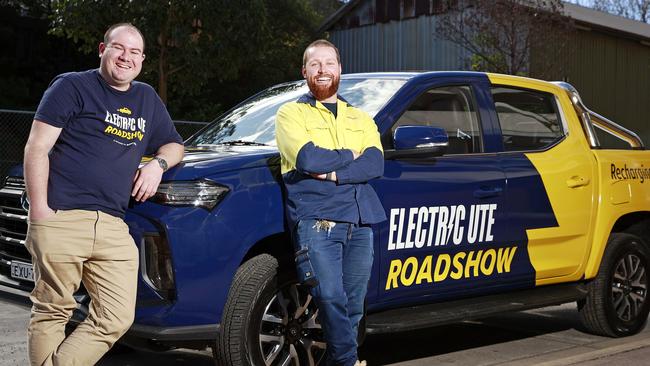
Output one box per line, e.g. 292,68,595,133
579,233,650,337
214,253,325,366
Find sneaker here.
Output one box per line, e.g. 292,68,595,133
354,361,367,366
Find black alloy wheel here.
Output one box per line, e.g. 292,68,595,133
610,252,647,322
257,282,326,365
579,233,650,337
215,254,326,366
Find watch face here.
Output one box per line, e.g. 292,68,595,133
156,157,168,171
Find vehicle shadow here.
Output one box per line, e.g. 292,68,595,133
0,286,31,307
97,347,214,366
96,305,604,366
357,304,602,365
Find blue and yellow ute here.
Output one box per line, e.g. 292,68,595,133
1,72,649,364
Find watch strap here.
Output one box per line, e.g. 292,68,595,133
153,156,168,171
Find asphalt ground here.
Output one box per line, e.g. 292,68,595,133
2,284,650,366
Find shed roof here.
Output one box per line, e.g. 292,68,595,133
563,2,650,41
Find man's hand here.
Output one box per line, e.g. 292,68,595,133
28,205,56,221
310,171,337,182
131,161,164,202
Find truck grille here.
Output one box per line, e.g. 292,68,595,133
3,176,26,190
0,176,31,288
0,177,90,306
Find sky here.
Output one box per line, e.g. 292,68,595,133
565,0,595,6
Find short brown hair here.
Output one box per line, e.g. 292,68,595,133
104,23,145,52
302,39,340,66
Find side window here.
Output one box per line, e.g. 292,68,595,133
491,87,564,152
594,126,634,150
392,85,482,154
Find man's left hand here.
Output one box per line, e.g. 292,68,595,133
310,171,337,182
132,161,164,202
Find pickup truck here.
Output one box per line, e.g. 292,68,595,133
1,72,649,366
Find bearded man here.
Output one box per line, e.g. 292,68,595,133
275,39,386,366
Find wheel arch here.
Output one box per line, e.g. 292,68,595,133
611,211,650,245
585,211,650,280
240,232,293,266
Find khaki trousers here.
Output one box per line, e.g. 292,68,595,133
25,209,139,366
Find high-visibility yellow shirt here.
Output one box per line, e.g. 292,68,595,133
275,95,383,175
275,93,386,227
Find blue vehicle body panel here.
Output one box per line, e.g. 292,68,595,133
128,154,287,326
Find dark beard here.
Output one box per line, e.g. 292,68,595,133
307,74,340,101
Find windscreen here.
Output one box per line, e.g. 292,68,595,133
186,78,407,147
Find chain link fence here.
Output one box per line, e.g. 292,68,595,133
0,109,209,177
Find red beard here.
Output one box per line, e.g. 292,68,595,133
307,73,340,101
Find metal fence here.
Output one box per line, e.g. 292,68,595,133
0,109,209,177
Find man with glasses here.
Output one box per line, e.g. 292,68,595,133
23,23,184,365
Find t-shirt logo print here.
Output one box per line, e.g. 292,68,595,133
103,107,147,145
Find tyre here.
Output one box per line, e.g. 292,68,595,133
214,253,326,366
579,233,650,337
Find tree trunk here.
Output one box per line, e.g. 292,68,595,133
159,43,168,104
157,7,172,105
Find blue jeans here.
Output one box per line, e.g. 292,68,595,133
293,219,374,366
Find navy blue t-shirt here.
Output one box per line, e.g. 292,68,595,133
34,69,183,218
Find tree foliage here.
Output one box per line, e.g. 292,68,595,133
49,0,273,120
0,1,96,109
436,0,573,77
2,0,344,120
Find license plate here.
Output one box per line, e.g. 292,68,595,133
10,261,34,282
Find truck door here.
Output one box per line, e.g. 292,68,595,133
370,75,536,307
487,79,596,285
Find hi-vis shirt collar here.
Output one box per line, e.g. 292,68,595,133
296,93,352,108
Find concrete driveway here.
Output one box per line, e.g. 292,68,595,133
2,284,650,366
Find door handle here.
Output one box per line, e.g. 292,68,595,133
566,176,590,188
473,187,503,199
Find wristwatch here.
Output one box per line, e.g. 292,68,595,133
152,156,169,172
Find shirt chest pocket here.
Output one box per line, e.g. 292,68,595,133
342,122,366,151
305,119,335,149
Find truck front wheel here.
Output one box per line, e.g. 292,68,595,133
214,253,326,366
579,233,650,337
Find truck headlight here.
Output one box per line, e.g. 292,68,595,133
151,180,229,210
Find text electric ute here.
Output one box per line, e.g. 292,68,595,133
1,72,649,366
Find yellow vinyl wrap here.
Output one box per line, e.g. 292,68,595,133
586,150,650,278
487,74,650,286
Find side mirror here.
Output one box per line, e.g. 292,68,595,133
385,125,449,159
